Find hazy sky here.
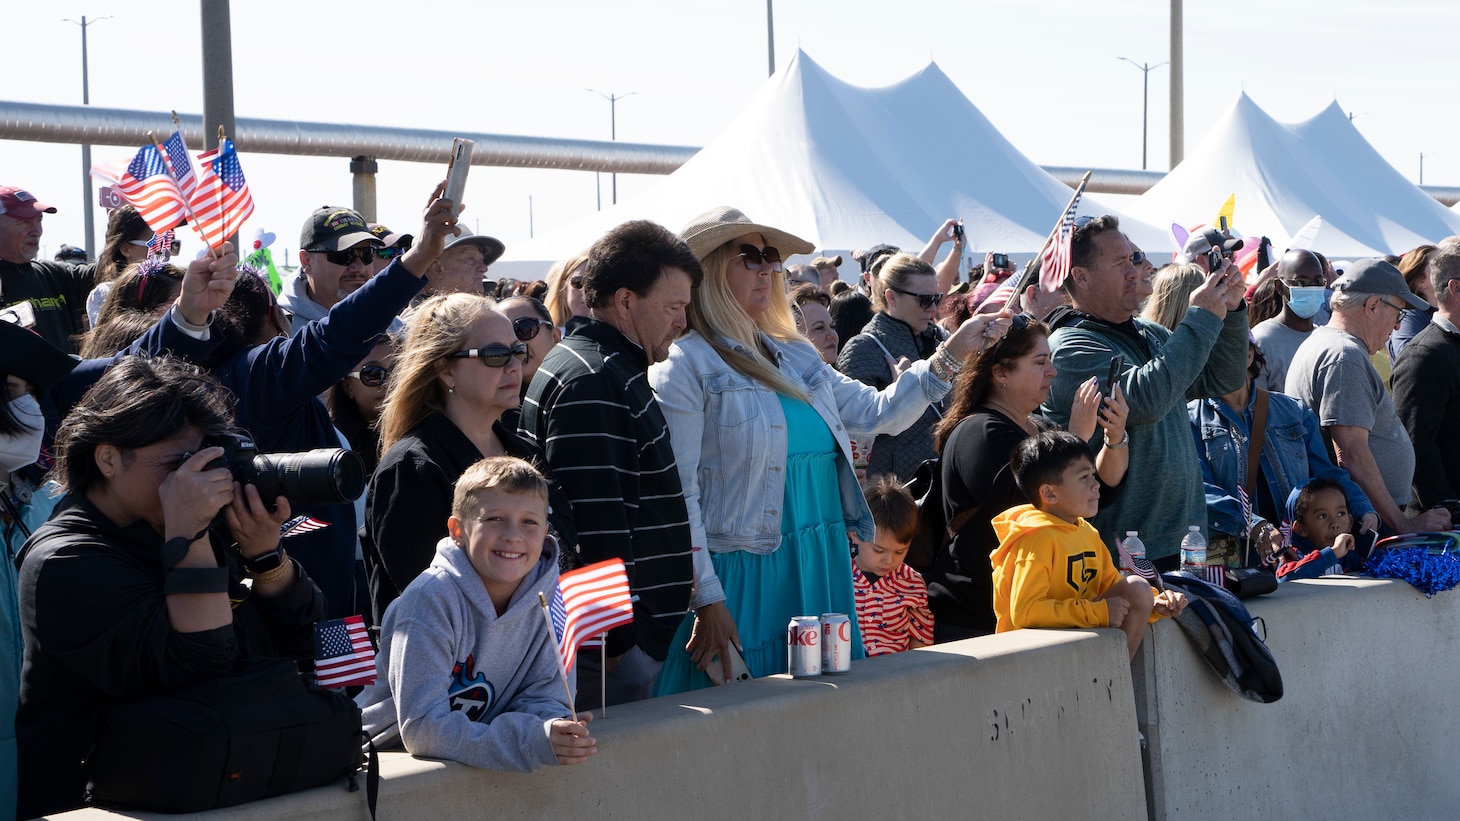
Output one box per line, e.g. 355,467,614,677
5,0,1456,262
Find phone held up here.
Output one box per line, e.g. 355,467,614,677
1104,354,1125,400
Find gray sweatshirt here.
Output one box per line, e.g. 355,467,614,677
356,537,570,772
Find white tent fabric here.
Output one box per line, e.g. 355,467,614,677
1126,94,1460,258
496,50,1168,276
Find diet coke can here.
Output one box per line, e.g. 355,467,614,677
820,613,852,674
787,616,821,677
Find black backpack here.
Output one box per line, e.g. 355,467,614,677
902,457,980,575
1161,572,1284,703
86,657,367,812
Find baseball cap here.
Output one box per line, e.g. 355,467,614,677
812,254,843,269
1180,228,1244,264
300,207,381,252
1332,257,1428,311
0,187,57,220
368,222,414,250
442,226,505,267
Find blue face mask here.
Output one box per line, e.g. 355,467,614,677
1286,286,1327,319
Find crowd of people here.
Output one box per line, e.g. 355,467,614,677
1,176,1456,815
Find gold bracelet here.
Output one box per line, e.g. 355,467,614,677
249,554,292,586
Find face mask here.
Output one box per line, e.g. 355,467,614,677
1286,286,1327,319
0,393,44,473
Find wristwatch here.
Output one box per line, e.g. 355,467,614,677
243,549,286,576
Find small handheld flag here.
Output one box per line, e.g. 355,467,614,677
313,615,376,689
91,145,187,233
190,136,255,252
280,515,330,538
549,558,634,674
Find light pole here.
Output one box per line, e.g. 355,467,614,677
64,14,110,259
1117,57,1167,171
587,90,637,206
766,0,776,77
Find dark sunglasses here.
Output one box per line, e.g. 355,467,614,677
737,244,783,272
989,313,1033,360
569,273,585,289
448,341,529,368
308,246,375,266
348,364,390,388
375,239,412,260
890,286,944,309
513,316,547,341
1130,250,1147,267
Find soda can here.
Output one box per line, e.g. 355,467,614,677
787,616,821,677
820,613,852,674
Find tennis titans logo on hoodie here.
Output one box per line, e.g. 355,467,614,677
1066,551,1099,593
448,654,495,721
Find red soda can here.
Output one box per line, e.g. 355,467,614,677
820,613,852,674
787,616,821,677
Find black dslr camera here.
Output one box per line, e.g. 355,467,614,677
200,432,365,508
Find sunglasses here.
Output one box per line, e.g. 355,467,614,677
348,364,390,388
989,313,1033,361
512,316,548,341
448,341,529,368
1130,250,1147,267
127,239,151,248
569,274,585,290
308,246,375,266
890,286,944,309
375,246,407,261
737,244,783,272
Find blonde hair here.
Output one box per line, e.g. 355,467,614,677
689,242,809,400
1141,263,1206,331
544,250,590,327
873,253,937,312
451,455,548,520
378,292,496,454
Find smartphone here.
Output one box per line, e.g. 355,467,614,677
1207,248,1224,272
443,138,475,216
1104,355,1125,400
991,252,1010,271
705,645,752,686
1219,216,1230,236
1356,529,1380,561
1256,236,1271,273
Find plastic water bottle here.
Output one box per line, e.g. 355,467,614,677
1180,526,1208,573
1120,531,1146,571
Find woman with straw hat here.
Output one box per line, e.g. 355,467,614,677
649,206,1011,693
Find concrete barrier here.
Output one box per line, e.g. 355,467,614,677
1136,576,1460,821
52,629,1146,821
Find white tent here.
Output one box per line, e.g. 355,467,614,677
1126,94,1460,258
496,50,1168,276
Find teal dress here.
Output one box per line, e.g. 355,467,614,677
655,395,865,694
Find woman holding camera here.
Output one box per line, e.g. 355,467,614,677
364,294,577,623
15,357,325,817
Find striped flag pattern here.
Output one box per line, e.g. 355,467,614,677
160,131,198,201
976,280,1016,313
279,515,330,538
312,615,376,688
1038,187,1084,293
91,145,187,233
189,138,254,251
147,229,174,257
1129,557,1165,591
1204,564,1228,587
548,558,634,673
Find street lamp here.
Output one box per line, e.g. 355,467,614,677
63,14,111,259
1117,57,1167,171
586,89,637,207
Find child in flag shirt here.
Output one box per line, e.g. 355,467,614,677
356,456,596,771
851,479,935,655
1271,478,1365,582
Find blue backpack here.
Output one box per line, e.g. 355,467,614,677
1161,572,1284,704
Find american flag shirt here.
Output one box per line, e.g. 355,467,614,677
852,563,934,656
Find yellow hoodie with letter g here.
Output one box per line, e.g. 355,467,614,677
989,504,1121,633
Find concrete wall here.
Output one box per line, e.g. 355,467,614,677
1137,576,1460,821
52,629,1146,821
50,577,1460,821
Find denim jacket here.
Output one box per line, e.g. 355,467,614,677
650,330,952,608
1188,387,1375,536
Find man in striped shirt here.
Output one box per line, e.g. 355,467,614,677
520,220,701,706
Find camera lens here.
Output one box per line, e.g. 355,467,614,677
247,448,366,506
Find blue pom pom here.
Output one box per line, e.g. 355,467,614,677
1364,547,1460,597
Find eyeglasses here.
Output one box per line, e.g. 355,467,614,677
307,246,375,266
989,313,1033,361
375,244,410,261
1378,298,1408,316
1130,250,1147,267
348,364,390,387
448,342,529,367
127,239,151,248
890,286,944,309
569,274,585,290
737,244,783,272
512,316,547,341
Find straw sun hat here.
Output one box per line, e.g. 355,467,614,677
679,206,815,262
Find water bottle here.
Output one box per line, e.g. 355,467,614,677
1180,526,1207,573
1120,531,1146,571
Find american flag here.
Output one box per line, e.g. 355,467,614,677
160,131,198,201
1129,557,1165,591
977,280,1016,313
1038,186,1084,293
313,615,376,688
548,558,634,673
189,138,255,251
91,145,187,233
1204,563,1228,587
279,515,330,538
147,229,174,257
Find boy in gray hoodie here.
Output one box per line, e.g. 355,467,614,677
357,456,596,771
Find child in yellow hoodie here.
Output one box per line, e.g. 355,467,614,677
991,431,1186,659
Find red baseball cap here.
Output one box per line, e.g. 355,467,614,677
0,186,57,220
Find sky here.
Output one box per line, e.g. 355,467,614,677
5,0,1458,265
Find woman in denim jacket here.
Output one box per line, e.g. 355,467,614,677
650,207,1010,694
1189,341,1377,562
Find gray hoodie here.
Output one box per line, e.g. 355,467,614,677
278,272,404,333
356,537,570,772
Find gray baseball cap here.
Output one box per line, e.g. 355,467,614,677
1332,257,1428,311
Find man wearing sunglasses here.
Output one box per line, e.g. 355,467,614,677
280,206,392,329
1041,214,1249,571
520,220,701,707
367,223,414,276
